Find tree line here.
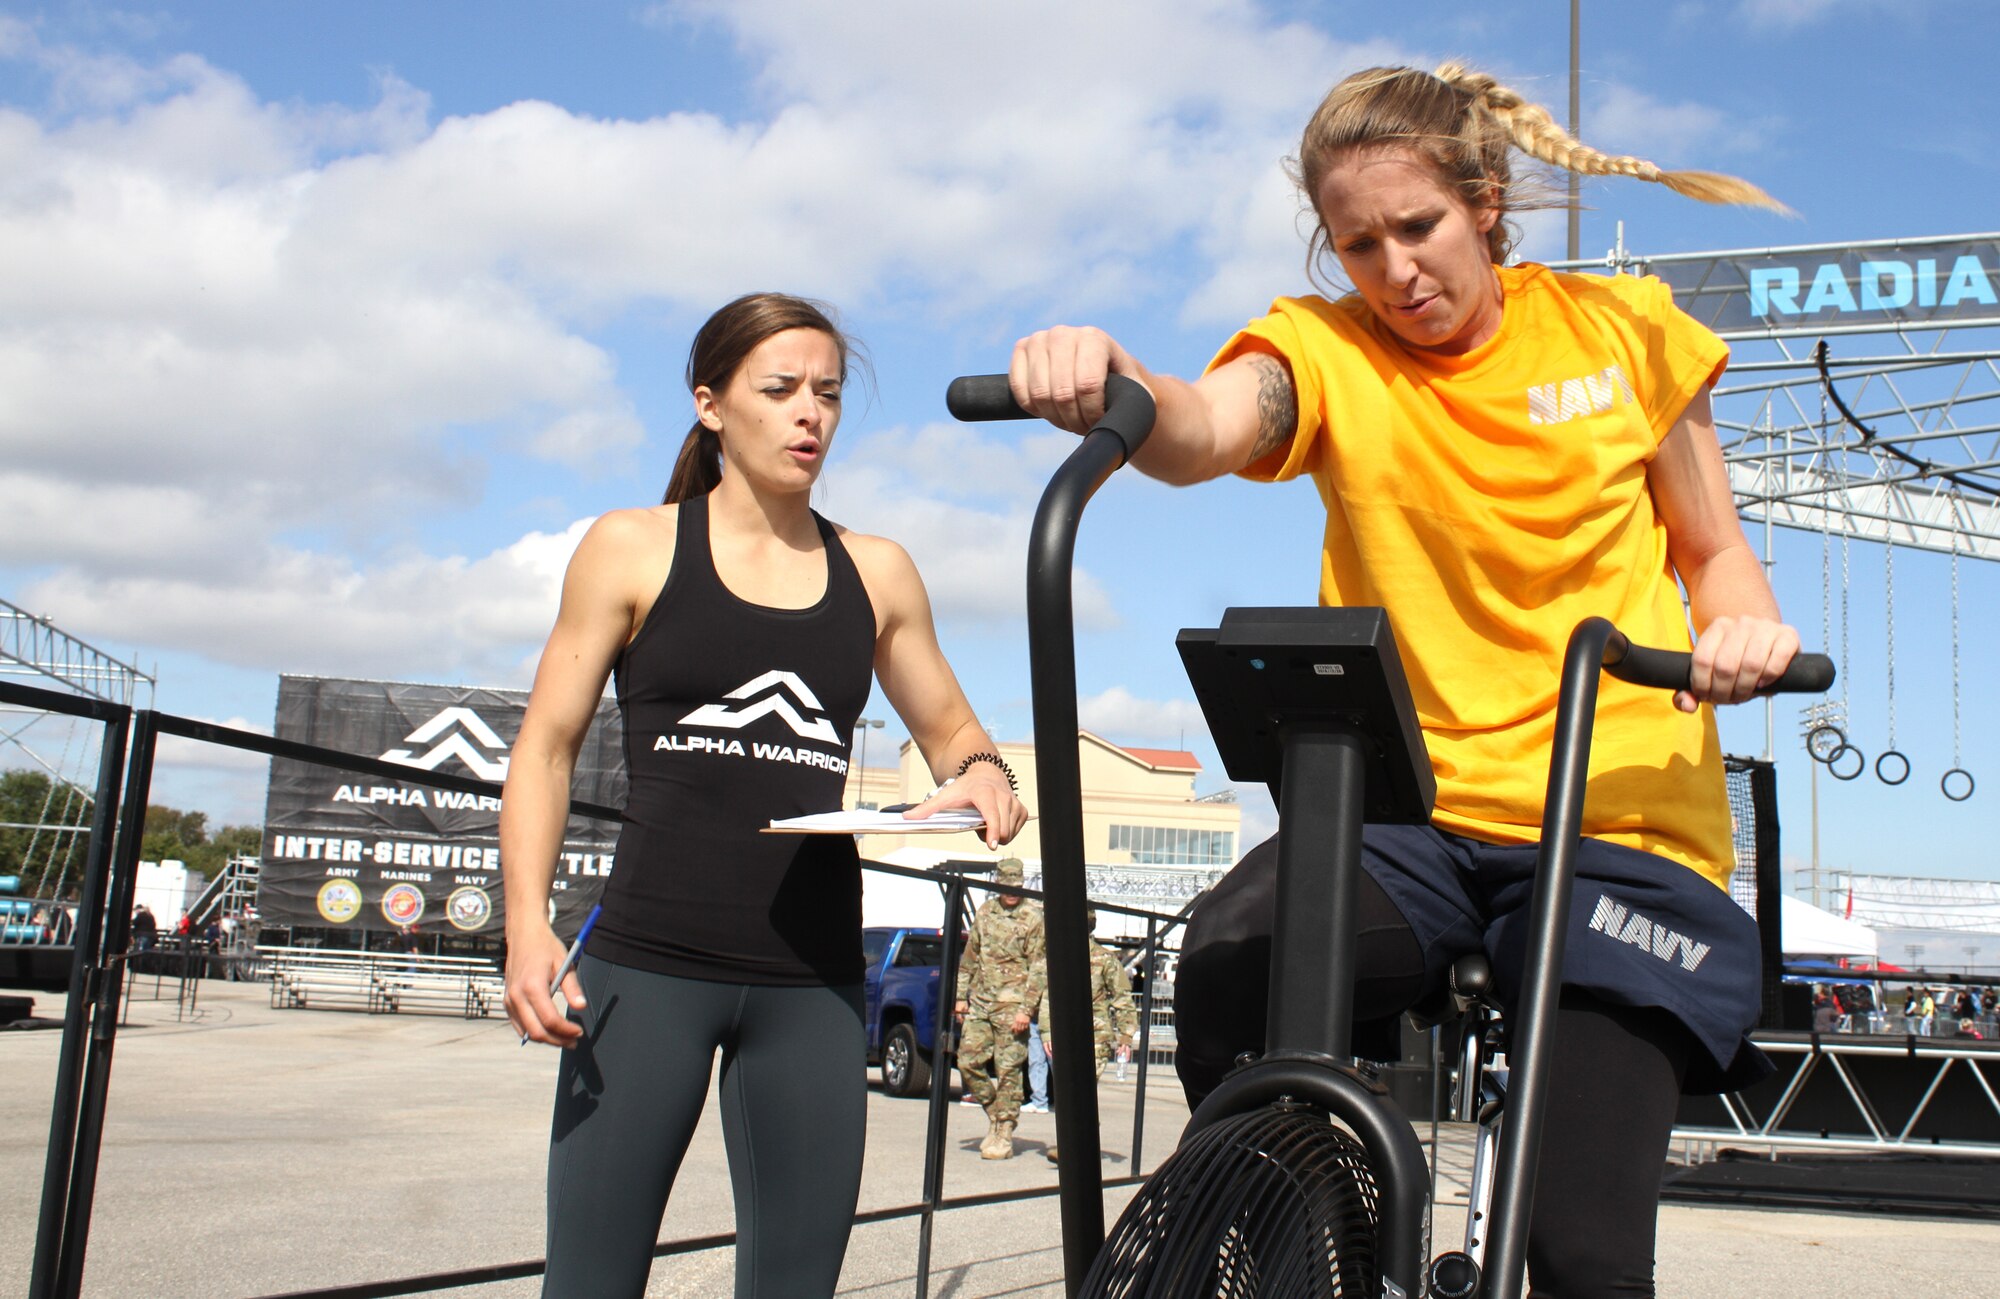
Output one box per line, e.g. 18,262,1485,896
0,768,260,900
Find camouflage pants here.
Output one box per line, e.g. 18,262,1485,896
958,1008,1030,1122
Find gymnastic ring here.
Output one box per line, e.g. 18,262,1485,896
1942,768,1975,802
1805,723,1847,763
1826,744,1864,781
1875,750,1910,786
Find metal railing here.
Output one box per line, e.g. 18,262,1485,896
182,855,260,928
7,678,1191,1299
42,670,1994,1296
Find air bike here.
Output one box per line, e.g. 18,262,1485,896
945,372,1835,1299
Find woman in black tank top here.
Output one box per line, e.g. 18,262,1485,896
499,294,1028,1299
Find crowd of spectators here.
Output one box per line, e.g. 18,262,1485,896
1811,981,1994,1039
127,904,256,979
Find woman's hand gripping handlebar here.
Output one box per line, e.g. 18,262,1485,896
947,372,1156,463
1601,626,1835,696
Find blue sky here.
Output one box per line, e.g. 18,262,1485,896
3,0,1997,929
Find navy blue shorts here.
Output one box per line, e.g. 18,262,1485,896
1358,823,1770,1093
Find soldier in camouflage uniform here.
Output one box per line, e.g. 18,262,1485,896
1038,908,1138,1164
954,858,1045,1160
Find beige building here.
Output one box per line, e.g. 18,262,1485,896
840,730,1239,869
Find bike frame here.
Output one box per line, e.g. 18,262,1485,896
951,372,1832,1298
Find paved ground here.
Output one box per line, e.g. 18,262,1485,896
3,978,1996,1297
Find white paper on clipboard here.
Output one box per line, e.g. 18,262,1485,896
763,808,988,835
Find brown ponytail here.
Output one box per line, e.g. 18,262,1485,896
663,423,723,504
661,292,870,504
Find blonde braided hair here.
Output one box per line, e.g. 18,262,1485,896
1292,61,1789,276
1436,62,1790,214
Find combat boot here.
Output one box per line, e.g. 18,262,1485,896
980,1119,1015,1160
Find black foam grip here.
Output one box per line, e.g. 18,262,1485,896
1611,645,1836,695
946,374,1032,422
1774,652,1838,694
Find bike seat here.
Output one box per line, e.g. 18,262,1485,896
1449,952,1491,1002
1405,952,1495,1030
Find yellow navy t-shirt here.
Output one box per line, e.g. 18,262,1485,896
1210,263,1737,889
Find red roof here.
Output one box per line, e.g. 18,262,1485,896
1121,746,1200,771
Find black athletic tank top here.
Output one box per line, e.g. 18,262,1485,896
588,493,876,985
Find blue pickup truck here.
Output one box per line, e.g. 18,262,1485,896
862,926,948,1097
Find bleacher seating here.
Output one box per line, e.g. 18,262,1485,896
258,946,505,1019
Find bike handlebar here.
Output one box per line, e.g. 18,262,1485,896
1601,631,1835,695
946,372,1157,464
947,366,1156,1282
944,373,1033,421
1485,614,1832,1299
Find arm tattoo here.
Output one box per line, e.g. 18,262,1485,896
1246,353,1299,464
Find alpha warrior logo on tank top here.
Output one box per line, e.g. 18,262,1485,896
652,668,850,773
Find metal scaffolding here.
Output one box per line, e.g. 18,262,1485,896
1555,230,2000,559
1828,871,2000,936
1,599,153,919
0,596,154,707
1027,862,1229,903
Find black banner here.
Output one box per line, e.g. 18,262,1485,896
259,676,626,939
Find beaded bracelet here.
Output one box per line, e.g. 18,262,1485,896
953,751,1019,792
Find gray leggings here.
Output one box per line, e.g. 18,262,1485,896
543,955,867,1298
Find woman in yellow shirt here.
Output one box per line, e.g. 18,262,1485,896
1010,62,1799,1296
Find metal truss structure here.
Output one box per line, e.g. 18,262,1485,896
1026,862,1228,906
1829,870,2000,937
1555,231,2000,560
1676,1035,2000,1161
0,595,154,706
0,599,153,917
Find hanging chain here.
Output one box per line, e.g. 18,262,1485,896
1840,489,1852,717
1884,537,1896,747
1950,495,1963,765
1819,522,1832,655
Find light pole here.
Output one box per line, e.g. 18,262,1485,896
852,717,885,810
1568,0,1581,261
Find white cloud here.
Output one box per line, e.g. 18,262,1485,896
601,0,1411,320
1734,0,1895,30
1077,685,1208,747
0,73,646,582
1182,165,1324,329
0,4,1782,733
1506,208,1574,267
2,8,1371,636
1236,785,1278,855
1587,82,1776,167
1072,680,1275,857
820,420,1119,629
22,519,588,685
156,716,273,774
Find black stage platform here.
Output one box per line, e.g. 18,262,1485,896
0,944,75,991
1663,1149,2000,1219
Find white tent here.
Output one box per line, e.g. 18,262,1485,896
859,847,958,928
1780,893,1880,960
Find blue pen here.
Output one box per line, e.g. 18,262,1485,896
520,902,602,1046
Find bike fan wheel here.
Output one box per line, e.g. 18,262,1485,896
1080,1103,1380,1298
